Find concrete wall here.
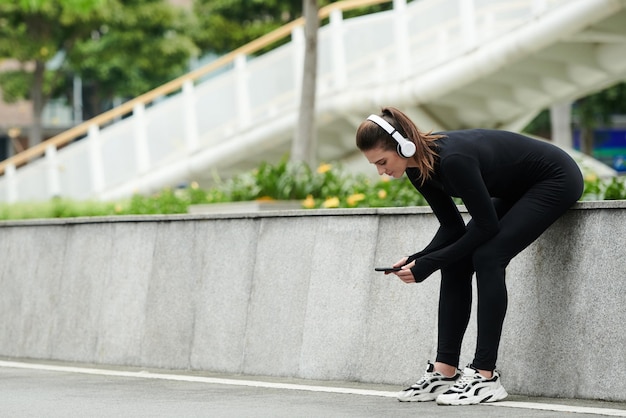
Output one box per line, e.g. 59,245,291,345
0,201,624,401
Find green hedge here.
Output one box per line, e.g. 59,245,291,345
1,158,624,220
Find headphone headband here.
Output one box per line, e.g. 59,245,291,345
366,114,416,158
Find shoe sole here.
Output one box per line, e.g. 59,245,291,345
398,386,452,402
436,386,508,406
397,394,437,402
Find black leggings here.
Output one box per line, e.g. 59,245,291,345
435,165,584,371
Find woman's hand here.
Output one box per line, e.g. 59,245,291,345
394,259,416,283
386,257,416,283
389,256,436,283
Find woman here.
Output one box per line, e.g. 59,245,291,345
356,107,583,406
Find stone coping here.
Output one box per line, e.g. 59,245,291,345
0,200,624,227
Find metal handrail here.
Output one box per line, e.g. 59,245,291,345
0,0,390,176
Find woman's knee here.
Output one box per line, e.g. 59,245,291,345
472,244,507,272
442,257,474,280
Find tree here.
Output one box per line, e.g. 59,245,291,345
190,0,392,167
190,0,392,56
524,82,626,155
0,0,112,146
66,0,197,118
0,0,197,145
291,0,319,167
192,0,303,55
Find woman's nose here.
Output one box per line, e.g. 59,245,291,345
377,166,385,175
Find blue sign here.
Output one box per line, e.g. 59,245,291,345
573,128,626,172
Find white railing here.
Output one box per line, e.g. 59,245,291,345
0,0,569,202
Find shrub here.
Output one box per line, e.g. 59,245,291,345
0,159,623,220
580,174,626,201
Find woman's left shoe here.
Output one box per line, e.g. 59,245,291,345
436,365,508,406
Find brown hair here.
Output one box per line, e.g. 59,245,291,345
356,106,444,184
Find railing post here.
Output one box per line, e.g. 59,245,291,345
133,103,150,175
460,0,476,50
88,124,105,195
392,0,407,8
235,54,251,128
393,0,410,79
45,144,61,198
183,80,199,152
330,9,347,89
6,164,17,203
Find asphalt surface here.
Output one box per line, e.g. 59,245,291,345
1,359,626,418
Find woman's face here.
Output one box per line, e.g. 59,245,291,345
362,146,410,178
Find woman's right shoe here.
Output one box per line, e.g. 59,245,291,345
397,361,461,402
436,364,508,405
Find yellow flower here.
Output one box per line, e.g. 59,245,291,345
378,189,387,199
584,173,598,182
190,181,199,190
381,175,391,182
346,193,365,207
302,194,315,209
256,196,275,201
317,163,332,174
322,196,340,208
114,204,123,213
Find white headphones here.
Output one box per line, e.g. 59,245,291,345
367,114,416,158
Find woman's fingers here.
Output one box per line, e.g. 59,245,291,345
395,267,415,283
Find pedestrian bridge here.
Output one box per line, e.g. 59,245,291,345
1,0,625,202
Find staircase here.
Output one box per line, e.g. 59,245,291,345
1,0,625,202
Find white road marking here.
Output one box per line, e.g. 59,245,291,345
485,401,626,416
1,360,625,416
0,360,396,398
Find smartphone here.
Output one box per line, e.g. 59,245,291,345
374,267,402,272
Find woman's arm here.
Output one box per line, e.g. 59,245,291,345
408,154,499,281
405,181,466,263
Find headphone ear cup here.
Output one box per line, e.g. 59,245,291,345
398,140,416,158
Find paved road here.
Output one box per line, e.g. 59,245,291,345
1,359,625,418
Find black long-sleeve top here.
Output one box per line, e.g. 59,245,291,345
404,129,579,281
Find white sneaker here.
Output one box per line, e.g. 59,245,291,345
397,361,461,402
436,365,508,405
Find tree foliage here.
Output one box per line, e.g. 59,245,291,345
524,82,626,155
67,0,197,117
191,0,304,54
0,0,112,143
574,82,626,127
190,0,393,55
0,0,197,143
572,82,626,155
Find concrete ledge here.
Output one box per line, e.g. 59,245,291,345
0,201,624,401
